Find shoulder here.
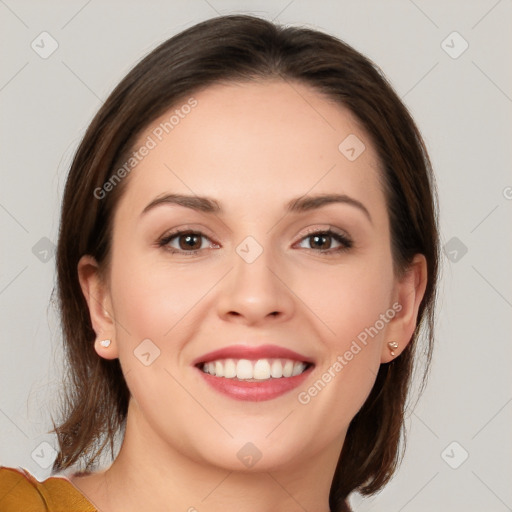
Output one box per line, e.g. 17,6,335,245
0,466,97,511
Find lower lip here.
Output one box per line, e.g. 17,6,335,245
196,366,313,401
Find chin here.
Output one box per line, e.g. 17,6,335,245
187,431,313,474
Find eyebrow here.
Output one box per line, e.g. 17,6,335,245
141,193,372,223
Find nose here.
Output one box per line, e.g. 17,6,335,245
216,240,295,326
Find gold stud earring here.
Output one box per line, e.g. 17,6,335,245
388,341,398,357
99,339,111,348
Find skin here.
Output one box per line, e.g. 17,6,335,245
71,79,427,512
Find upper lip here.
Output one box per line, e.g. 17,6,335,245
192,344,315,366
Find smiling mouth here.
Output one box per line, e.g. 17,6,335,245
197,358,313,381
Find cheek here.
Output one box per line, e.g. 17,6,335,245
109,246,216,341
294,268,392,446
298,256,395,346
293,251,394,411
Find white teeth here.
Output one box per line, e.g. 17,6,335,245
270,359,283,378
201,358,309,380
292,362,306,376
215,361,224,377
282,360,294,378
236,359,253,380
224,359,237,378
253,359,271,380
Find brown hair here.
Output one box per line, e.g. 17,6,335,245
51,14,439,510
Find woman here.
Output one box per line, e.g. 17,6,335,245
0,14,438,512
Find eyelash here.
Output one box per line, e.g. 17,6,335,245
158,228,353,256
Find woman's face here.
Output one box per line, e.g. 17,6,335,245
83,80,423,472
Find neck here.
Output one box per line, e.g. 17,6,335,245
91,399,340,512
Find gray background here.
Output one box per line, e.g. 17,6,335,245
1,1,511,510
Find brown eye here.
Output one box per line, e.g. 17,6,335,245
309,233,333,250
297,230,352,254
177,232,203,251
159,230,215,254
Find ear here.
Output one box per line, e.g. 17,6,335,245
381,254,428,363
77,255,119,360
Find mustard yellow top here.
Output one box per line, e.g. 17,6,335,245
0,466,97,511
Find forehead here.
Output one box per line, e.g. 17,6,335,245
116,79,384,219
